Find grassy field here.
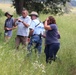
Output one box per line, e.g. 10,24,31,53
0,3,15,13
0,3,76,75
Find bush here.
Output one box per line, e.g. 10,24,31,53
0,9,4,17
13,11,19,18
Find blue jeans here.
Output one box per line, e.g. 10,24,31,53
44,43,60,63
28,35,42,54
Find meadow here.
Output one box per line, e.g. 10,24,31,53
0,3,76,75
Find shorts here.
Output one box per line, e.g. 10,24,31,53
4,31,12,37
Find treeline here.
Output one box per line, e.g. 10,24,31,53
12,0,71,15
0,0,72,15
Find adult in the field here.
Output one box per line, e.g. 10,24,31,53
44,16,60,63
4,12,15,42
27,11,44,57
15,9,31,50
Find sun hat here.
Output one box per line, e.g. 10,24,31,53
30,11,38,17
5,12,13,17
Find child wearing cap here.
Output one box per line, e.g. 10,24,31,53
4,12,16,42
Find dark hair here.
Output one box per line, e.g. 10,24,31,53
48,16,56,24
5,12,13,17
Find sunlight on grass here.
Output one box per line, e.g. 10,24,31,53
0,3,15,13
0,14,76,75
0,3,76,75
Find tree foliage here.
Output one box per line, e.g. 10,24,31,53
0,9,4,17
12,0,71,15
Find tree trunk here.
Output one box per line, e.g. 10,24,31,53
14,0,24,15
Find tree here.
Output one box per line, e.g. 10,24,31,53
12,0,24,15
12,0,71,15
63,2,72,13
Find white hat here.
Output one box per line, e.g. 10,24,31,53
30,11,38,17
5,12,13,17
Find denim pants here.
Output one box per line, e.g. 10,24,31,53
28,35,42,54
44,43,60,63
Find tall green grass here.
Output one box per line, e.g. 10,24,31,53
0,14,76,75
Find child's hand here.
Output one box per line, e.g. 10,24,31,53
6,28,10,30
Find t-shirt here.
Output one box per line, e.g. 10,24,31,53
4,18,14,32
29,19,45,35
45,24,60,44
16,16,31,36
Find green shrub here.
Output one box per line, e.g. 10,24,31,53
13,11,19,18
0,9,4,17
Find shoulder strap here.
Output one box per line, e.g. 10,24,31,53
35,21,41,27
